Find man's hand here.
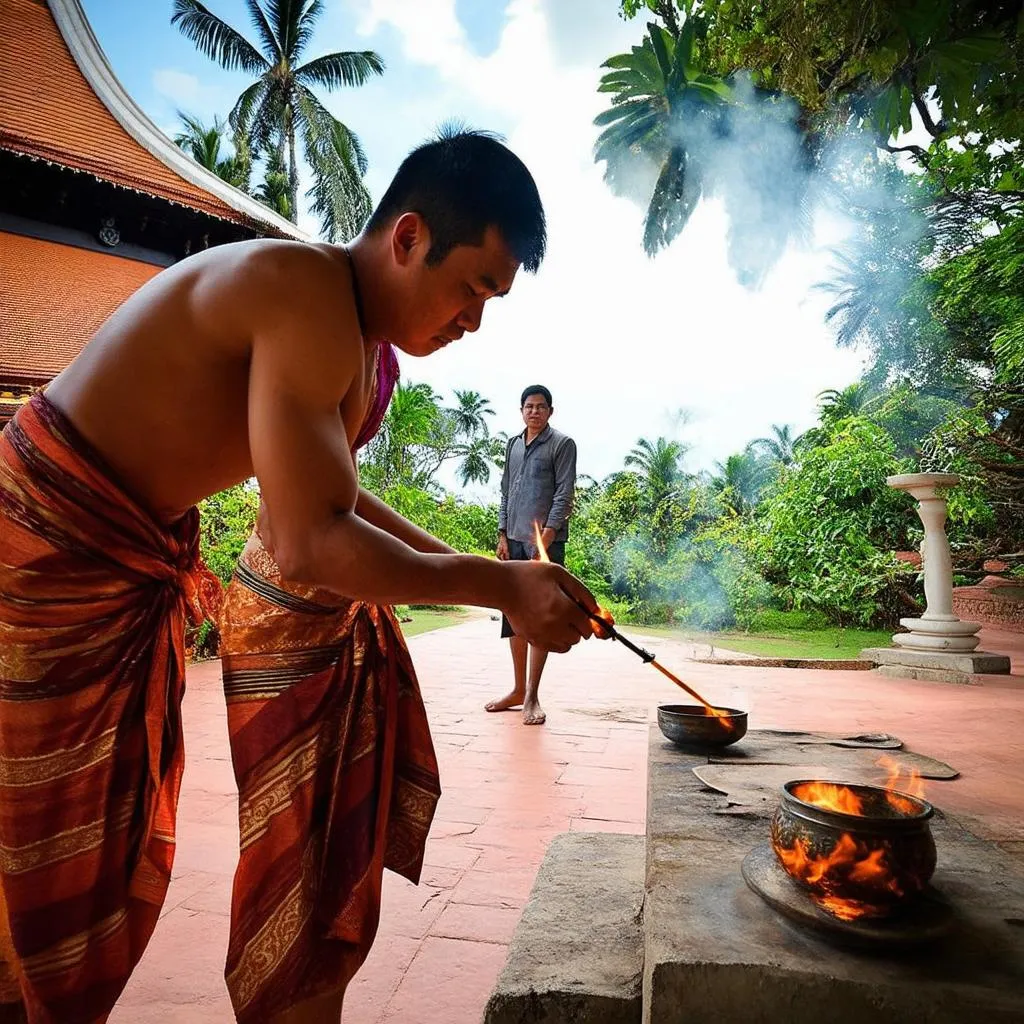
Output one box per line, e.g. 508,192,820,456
496,533,510,561
540,526,557,550
500,561,598,653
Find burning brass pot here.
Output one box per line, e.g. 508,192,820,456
770,780,936,921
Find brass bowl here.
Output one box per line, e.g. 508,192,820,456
770,780,937,919
657,704,747,749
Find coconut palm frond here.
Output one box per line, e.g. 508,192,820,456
171,0,269,74
297,89,371,240
243,0,280,58
228,77,268,138
295,51,385,90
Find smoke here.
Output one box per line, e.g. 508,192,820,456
605,71,931,296
606,523,746,630
588,62,942,625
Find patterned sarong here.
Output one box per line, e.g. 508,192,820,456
219,533,440,1021
0,394,221,1023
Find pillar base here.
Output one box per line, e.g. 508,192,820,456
894,616,982,652
862,646,1011,684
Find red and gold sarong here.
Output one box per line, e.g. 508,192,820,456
0,394,221,1023
219,533,440,1022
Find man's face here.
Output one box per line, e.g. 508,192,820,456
521,392,551,433
386,218,520,357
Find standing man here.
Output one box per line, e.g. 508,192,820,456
487,386,577,725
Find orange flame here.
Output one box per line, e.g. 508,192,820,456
532,521,551,563
775,771,930,920
877,754,926,815
791,781,866,816
774,833,904,920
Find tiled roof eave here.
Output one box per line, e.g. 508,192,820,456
2,137,269,232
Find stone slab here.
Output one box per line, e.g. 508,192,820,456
862,646,1012,677
876,665,980,685
483,832,644,1024
645,726,1024,1024
702,731,958,778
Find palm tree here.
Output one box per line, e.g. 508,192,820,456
455,435,506,488
171,0,384,240
818,383,871,425
253,148,292,219
173,112,249,189
625,436,688,510
594,18,732,255
364,382,440,489
710,452,767,515
747,424,796,466
449,390,495,439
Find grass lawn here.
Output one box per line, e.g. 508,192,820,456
400,607,474,638
628,624,893,660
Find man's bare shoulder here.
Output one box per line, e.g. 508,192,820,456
220,242,363,407
196,240,355,323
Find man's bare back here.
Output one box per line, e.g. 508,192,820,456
47,240,370,522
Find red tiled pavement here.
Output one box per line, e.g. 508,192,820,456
111,619,1024,1023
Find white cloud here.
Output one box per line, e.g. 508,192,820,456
152,68,203,107
342,0,863,495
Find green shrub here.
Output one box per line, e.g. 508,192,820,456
198,482,260,584
742,420,915,627
743,608,832,633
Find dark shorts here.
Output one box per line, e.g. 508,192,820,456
500,538,566,639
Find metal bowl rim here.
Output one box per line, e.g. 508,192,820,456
781,778,935,827
657,704,748,720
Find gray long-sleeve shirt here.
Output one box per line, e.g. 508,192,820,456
498,426,577,544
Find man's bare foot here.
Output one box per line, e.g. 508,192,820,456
486,690,525,712
522,699,546,725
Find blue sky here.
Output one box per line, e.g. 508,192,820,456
79,1,864,495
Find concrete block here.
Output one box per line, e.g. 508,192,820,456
484,832,645,1024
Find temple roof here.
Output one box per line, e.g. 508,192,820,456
0,0,305,239
0,232,162,384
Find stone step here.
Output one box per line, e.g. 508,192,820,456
483,832,644,1024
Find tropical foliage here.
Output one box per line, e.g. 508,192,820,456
590,0,1023,625
594,18,732,254
172,0,383,239
173,112,250,188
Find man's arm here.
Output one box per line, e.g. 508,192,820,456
356,487,454,554
242,248,594,650
497,437,512,535
546,436,577,535
497,436,512,559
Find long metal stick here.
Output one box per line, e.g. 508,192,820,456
575,602,724,712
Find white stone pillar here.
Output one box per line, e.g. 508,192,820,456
887,474,981,652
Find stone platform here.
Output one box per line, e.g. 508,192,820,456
489,726,1024,1023
953,576,1024,632
643,729,1024,1023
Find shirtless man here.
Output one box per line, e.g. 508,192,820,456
0,131,599,1024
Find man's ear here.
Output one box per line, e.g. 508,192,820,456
391,212,430,267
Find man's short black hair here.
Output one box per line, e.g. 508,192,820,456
365,126,547,272
521,385,552,407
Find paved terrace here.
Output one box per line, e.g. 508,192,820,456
112,621,1024,1023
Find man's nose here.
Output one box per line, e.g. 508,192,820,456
456,300,484,333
